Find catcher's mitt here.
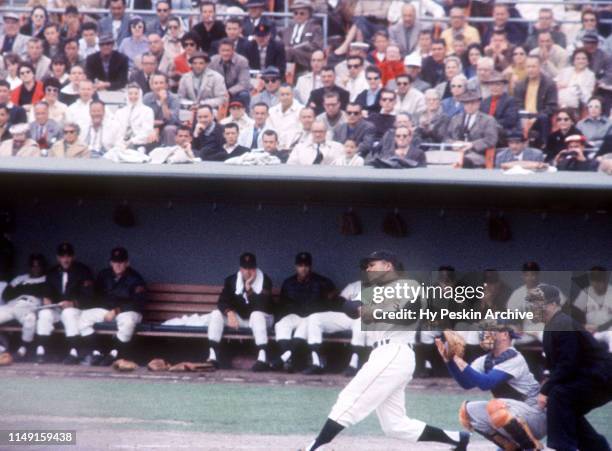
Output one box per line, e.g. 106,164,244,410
442,330,466,359
0,352,13,366
147,358,170,372
112,359,138,372
168,361,216,372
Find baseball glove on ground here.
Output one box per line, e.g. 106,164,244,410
443,330,466,359
168,361,216,372
147,358,170,372
112,359,138,372
0,352,13,366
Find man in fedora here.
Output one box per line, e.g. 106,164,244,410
242,0,276,40
0,123,40,157
446,90,499,168
177,51,227,108
0,13,30,56
85,33,129,91
282,0,323,70
481,71,519,145
495,130,544,168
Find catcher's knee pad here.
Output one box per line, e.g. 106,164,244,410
486,399,543,450
486,399,512,429
458,401,473,431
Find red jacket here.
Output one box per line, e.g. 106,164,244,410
378,60,406,86
11,81,44,106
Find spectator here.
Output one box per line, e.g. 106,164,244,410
285,107,316,151
367,30,390,66
209,38,251,108
60,6,81,42
206,252,273,371
467,56,494,98
355,66,383,115
441,74,466,118
436,56,463,100
446,90,499,167
403,54,431,92
0,13,29,57
554,134,601,171
245,23,286,78
253,67,282,108
115,84,156,149
525,8,567,50
555,49,595,110
529,31,568,79
192,1,226,54
172,32,200,78
337,55,368,102
332,102,375,157
315,91,346,137
580,32,612,84
494,130,544,168
145,32,174,76
295,50,325,105
80,100,120,158
411,30,433,60
260,130,289,162
60,65,86,106
482,4,527,47
450,35,468,63
545,108,581,162
25,38,50,81
267,85,303,149
129,52,157,95
421,39,446,87
368,90,398,141
3,53,23,90
172,125,194,156
0,105,12,142
192,104,223,160
242,0,276,40
163,16,185,61
282,0,323,70
238,103,273,150
45,24,64,62
577,97,612,151
394,74,426,118
118,17,149,70
464,44,482,79
483,30,513,72
20,6,48,40
481,71,520,138
307,66,350,116
79,22,99,62
208,122,248,161
142,73,181,146
287,120,343,165
98,0,131,47
389,125,426,167
0,123,40,157
49,122,89,158
63,38,82,68
503,45,528,95
416,89,450,144
11,63,44,110
378,112,414,159
177,51,227,108
150,0,174,38
331,139,364,166
441,7,481,49
220,100,254,134
570,10,605,54
29,101,62,150
85,34,129,91
49,56,69,87
0,80,26,125
66,79,96,132
212,17,249,59
378,45,406,86
388,4,421,56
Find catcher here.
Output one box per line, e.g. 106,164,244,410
436,326,546,450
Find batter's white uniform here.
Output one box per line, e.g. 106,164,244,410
0,274,46,343
208,309,273,346
327,279,427,440
574,283,612,352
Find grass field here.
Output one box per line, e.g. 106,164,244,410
0,367,611,450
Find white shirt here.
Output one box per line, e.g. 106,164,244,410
268,100,304,149
79,114,121,157
290,23,306,45
114,102,155,146
78,38,99,61
295,72,323,105
66,99,93,132
220,113,254,133
287,140,344,165
574,284,612,327
394,88,426,117
341,72,369,102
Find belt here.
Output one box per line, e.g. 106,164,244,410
372,339,412,350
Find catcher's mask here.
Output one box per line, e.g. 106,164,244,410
479,330,496,351
525,284,560,323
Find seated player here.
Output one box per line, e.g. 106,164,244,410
436,324,546,450
573,267,612,352
207,253,273,371
34,242,94,363
76,247,146,366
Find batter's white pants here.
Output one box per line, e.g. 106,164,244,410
466,399,546,441
307,311,367,347
0,298,40,342
76,308,142,343
36,308,62,336
207,309,272,346
329,342,426,440
274,314,308,341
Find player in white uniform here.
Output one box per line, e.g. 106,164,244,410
303,251,469,451
437,324,546,449
573,267,612,352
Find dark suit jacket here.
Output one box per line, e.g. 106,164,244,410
513,74,558,117
245,39,287,78
354,89,382,115
204,144,250,162
421,57,445,86
242,16,277,39
307,86,350,116
480,93,520,131
193,123,224,160
85,51,129,90
211,37,250,58
8,105,27,126
332,120,376,157
192,21,226,53
129,70,153,95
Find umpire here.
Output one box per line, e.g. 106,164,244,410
527,284,612,451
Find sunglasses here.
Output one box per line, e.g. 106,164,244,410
264,78,279,83
396,81,409,86
184,42,196,47
347,64,361,69
63,129,77,134
157,8,169,12
346,111,361,116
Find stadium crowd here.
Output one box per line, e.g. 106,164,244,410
0,0,611,170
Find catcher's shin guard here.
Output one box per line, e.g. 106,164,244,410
477,431,519,451
487,399,543,450
458,401,473,431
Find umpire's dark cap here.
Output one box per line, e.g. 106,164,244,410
531,283,561,304
57,242,75,256
240,252,257,269
295,252,312,266
110,247,129,262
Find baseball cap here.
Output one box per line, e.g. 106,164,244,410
507,130,526,142
57,242,75,256
295,252,312,266
361,250,400,268
527,283,561,304
521,261,540,272
565,134,587,144
110,247,129,262
240,252,257,269
254,23,271,37
261,66,280,78
229,99,245,109
3,13,19,21
582,31,599,43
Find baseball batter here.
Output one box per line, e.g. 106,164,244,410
303,251,469,451
437,325,546,449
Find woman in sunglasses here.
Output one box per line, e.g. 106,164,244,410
163,16,185,60
10,63,44,111
119,17,149,70
502,45,527,96
544,108,581,162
